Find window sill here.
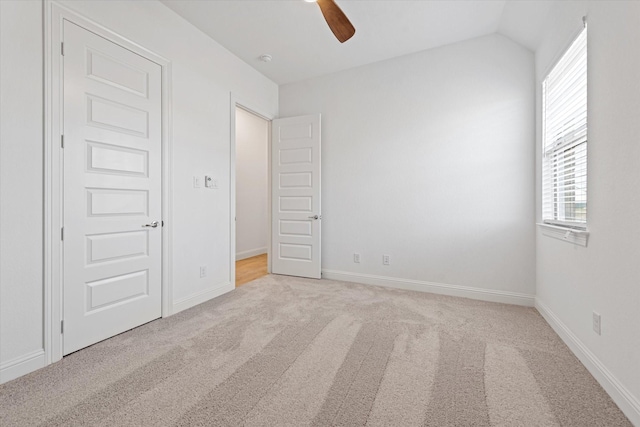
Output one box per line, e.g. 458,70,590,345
537,223,589,247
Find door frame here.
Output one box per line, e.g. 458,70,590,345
229,95,274,285
44,1,173,364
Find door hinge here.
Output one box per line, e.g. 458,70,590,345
61,227,64,240
61,134,64,148
61,42,64,56
61,320,64,333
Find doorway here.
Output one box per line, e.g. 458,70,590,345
230,105,322,285
234,106,270,286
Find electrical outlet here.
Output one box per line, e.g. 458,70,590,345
353,253,361,263
200,266,207,278
193,176,201,188
383,255,390,265
593,312,601,335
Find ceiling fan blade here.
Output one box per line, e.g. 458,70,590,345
316,0,356,43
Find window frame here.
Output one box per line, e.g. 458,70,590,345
541,26,588,231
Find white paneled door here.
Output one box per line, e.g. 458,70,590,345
271,114,322,279
62,21,162,355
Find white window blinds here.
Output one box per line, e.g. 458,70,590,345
542,27,587,227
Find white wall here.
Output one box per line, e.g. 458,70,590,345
535,1,640,424
0,0,45,379
280,34,536,304
235,107,268,260
0,0,278,382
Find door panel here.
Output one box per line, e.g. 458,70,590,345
87,95,150,137
271,114,321,279
63,20,162,355
86,49,149,96
87,141,149,176
86,230,148,264
86,270,149,312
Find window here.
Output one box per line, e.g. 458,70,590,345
542,27,588,229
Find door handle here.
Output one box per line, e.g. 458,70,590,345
308,215,321,220
142,221,159,228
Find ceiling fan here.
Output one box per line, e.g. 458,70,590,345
307,0,356,43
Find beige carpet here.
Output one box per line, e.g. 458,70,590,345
0,274,631,426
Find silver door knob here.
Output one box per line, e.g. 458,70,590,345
143,221,159,228
308,215,321,220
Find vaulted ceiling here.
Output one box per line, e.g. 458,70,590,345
161,0,553,85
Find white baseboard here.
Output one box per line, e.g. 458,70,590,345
172,281,234,314
0,349,45,384
236,247,267,261
321,269,535,307
536,299,640,426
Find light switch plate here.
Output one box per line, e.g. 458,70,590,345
205,176,218,189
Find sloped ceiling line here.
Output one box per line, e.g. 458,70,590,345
161,0,551,85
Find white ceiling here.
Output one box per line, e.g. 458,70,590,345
161,0,552,85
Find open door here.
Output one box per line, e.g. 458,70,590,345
271,114,321,279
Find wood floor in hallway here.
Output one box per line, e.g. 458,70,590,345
236,253,268,287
